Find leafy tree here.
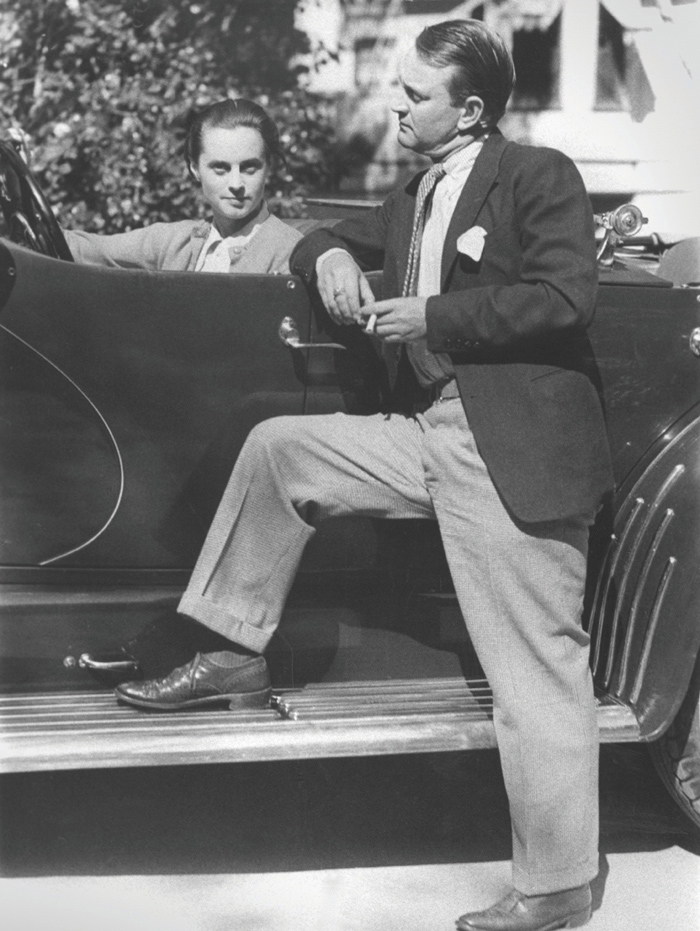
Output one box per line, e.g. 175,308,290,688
0,0,339,231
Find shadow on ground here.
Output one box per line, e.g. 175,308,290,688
0,744,696,878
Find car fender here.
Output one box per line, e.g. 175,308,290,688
589,405,700,739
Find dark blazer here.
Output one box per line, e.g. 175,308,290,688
290,131,613,523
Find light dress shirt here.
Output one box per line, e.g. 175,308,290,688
407,136,485,388
316,137,485,391
195,203,271,273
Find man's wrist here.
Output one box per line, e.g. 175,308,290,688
315,248,352,279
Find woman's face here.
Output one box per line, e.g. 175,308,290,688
195,125,270,235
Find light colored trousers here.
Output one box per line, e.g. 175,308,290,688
179,399,599,894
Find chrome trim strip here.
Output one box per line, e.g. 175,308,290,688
616,508,674,696
593,497,646,688
629,556,678,706
0,323,126,566
590,497,644,678
604,464,684,689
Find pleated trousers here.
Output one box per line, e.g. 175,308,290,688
179,400,599,893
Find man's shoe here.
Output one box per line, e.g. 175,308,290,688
114,653,272,711
456,884,592,931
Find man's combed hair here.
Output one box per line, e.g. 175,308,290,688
416,19,515,127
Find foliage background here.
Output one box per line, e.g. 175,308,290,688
0,0,341,232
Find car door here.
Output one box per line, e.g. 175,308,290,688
0,241,311,569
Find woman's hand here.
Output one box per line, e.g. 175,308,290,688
316,251,376,326
360,297,428,342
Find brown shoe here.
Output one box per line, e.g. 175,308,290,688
114,653,271,712
456,884,592,931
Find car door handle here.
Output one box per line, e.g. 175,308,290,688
278,316,346,350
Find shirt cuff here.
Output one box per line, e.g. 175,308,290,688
315,247,352,279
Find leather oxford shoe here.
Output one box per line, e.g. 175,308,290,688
115,652,271,711
456,884,592,931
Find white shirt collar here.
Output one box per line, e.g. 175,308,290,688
196,203,270,272
207,202,270,248
417,135,488,298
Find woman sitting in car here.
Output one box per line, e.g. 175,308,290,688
65,98,302,275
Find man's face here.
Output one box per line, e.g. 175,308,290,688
392,47,475,160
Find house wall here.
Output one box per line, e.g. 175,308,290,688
296,0,700,237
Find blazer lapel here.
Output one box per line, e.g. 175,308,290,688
441,132,509,287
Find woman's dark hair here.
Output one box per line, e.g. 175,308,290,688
185,98,283,175
415,19,515,127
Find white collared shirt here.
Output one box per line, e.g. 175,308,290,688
195,203,270,273
406,137,486,387
417,138,485,298
314,136,486,387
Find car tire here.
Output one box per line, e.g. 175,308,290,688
649,651,700,830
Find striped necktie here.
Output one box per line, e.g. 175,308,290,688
401,161,446,297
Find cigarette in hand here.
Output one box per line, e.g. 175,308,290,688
364,313,377,335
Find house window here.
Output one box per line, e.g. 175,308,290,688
510,15,561,110
355,37,395,88
595,4,629,110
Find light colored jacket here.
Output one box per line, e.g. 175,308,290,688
65,214,303,275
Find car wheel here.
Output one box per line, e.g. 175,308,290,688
649,650,700,830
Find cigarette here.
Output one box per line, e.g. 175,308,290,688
364,313,377,334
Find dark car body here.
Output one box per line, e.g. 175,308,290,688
0,196,699,826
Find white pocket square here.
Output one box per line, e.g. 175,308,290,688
456,226,487,261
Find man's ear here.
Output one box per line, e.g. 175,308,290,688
457,95,486,131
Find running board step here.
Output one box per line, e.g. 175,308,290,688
0,677,640,773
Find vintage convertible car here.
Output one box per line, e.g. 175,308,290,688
1,139,699,832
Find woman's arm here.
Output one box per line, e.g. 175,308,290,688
65,221,201,271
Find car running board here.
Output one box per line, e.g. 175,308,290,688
0,676,641,773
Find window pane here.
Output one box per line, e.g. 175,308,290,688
595,5,628,110
511,16,561,110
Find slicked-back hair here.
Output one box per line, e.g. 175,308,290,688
185,98,282,175
415,19,515,127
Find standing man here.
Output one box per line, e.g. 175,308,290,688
112,20,612,931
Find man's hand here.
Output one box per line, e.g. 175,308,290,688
316,252,376,326
360,297,428,342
